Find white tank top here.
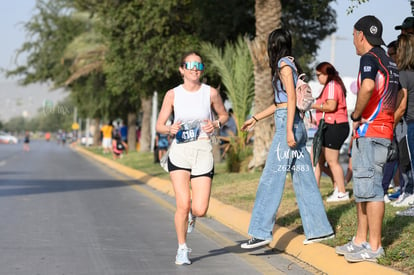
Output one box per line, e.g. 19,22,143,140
173,83,211,138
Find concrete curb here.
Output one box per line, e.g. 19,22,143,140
76,146,404,275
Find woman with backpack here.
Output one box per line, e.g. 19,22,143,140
240,28,334,249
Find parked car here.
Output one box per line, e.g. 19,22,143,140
81,135,94,146
0,132,18,144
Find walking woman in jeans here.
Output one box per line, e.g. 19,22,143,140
240,28,334,249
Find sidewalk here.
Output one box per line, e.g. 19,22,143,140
76,146,405,275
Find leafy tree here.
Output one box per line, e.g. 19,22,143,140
6,0,87,86
3,117,27,133
85,0,203,151
6,0,338,161
25,97,74,133
346,0,370,14
73,0,257,152
191,0,255,47
4,0,105,139
281,0,336,75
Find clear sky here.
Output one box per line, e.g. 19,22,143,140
0,1,36,81
0,0,412,81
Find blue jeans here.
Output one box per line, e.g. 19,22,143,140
405,121,414,194
247,108,334,240
352,137,390,202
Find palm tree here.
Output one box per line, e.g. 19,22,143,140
246,0,281,168
61,13,110,147
63,32,107,86
201,36,255,144
201,36,255,171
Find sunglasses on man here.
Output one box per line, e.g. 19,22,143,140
182,61,204,71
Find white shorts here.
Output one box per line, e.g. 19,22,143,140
169,139,213,176
102,137,112,149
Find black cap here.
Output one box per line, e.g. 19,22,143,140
395,17,414,30
354,15,385,46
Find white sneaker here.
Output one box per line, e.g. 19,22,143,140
175,247,192,265
391,193,407,206
326,188,339,200
327,191,350,202
392,193,414,207
384,194,391,204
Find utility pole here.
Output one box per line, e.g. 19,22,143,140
330,34,347,66
150,91,158,152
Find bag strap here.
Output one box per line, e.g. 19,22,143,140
277,56,299,87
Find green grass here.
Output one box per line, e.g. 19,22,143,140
85,146,414,274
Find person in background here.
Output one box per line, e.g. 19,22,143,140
311,62,350,202
344,135,354,184
392,33,414,209
100,121,113,154
23,131,30,151
155,132,170,162
395,16,414,35
61,130,67,146
221,108,237,137
240,28,334,250
120,122,128,144
112,132,128,159
219,108,238,158
335,15,399,263
382,40,404,204
156,51,228,265
136,125,141,151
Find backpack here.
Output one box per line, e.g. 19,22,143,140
116,139,124,150
285,57,314,116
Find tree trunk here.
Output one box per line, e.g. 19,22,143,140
127,112,137,152
246,0,281,168
140,96,152,152
93,117,101,146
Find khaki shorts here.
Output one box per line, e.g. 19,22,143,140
102,137,112,149
169,139,214,176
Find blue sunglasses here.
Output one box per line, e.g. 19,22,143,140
182,61,204,71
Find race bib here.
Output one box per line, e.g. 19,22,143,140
176,121,201,143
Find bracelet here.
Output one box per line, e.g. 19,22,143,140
252,116,258,122
350,112,362,122
320,103,323,111
215,120,221,129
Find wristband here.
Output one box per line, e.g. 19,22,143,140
215,120,221,129
351,112,362,122
252,116,258,122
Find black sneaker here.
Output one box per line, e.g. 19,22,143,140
240,237,271,249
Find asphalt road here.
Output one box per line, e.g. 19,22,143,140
0,140,319,275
